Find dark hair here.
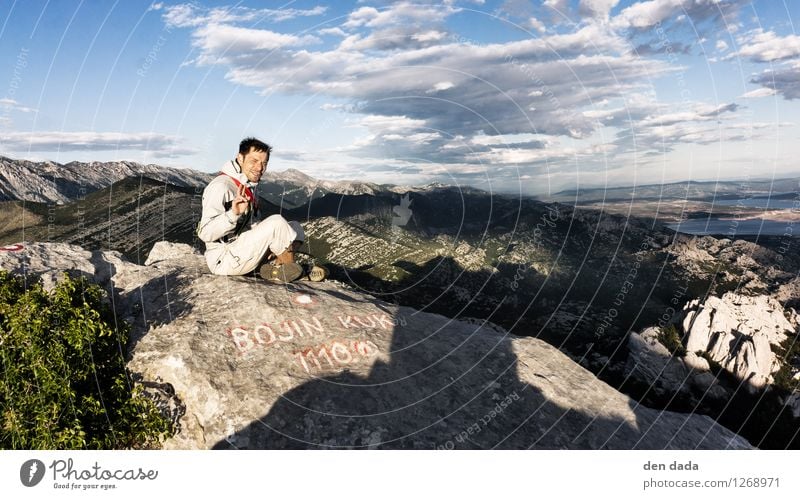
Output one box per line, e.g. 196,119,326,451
239,137,272,158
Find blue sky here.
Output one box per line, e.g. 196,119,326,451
0,0,798,195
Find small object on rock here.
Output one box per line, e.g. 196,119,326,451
293,294,315,306
307,265,328,282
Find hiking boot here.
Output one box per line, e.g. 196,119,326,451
259,262,303,283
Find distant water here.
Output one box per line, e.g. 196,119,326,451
666,218,795,236
665,196,800,236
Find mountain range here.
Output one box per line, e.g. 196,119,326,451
0,155,473,208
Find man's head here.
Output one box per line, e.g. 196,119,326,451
236,137,272,183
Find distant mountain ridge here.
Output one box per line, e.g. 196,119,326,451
0,156,213,204
0,156,488,208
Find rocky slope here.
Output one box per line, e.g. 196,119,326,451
0,241,752,449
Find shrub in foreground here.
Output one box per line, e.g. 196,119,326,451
0,271,172,449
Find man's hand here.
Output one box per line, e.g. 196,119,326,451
231,184,249,216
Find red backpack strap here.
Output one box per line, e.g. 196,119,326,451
218,172,259,210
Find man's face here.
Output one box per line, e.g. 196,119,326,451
237,148,268,183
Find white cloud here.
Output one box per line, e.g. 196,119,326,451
527,17,546,33
160,4,327,28
612,0,686,29
0,131,193,154
343,2,456,29
629,120,789,148
427,81,455,93
168,5,676,163
383,132,440,144
579,0,620,20
611,0,748,30
0,98,37,113
716,39,728,51
413,30,447,43
320,103,345,111
637,102,738,127
191,24,319,59
739,87,777,99
733,29,800,62
342,6,379,29
470,132,549,146
338,27,446,52
351,115,428,133
161,4,202,27
543,0,569,12
161,1,781,180
469,146,573,165
319,27,347,37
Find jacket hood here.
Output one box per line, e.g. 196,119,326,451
220,159,258,188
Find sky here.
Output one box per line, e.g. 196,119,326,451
0,0,798,195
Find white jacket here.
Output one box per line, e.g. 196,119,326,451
197,160,262,261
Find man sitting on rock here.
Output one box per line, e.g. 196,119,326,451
197,137,304,282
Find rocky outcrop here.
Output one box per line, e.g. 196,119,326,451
626,327,729,402
667,234,795,292
627,291,799,399
682,293,797,391
0,241,752,449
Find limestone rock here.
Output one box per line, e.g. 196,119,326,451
681,293,796,391
683,352,710,372
0,241,134,292
626,327,691,397
625,328,728,402
144,240,202,267
0,241,752,449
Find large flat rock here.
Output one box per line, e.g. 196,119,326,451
0,241,752,449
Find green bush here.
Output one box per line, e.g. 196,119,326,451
0,270,172,449
657,324,687,357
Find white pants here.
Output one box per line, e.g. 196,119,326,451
207,215,304,276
